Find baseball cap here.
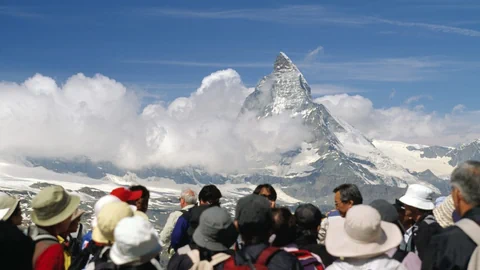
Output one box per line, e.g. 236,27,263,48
110,187,143,202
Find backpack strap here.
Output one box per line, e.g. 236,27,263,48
256,247,280,265
392,249,409,263
186,249,201,265
456,218,480,245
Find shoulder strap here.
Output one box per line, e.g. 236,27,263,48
209,253,231,266
392,249,408,262
33,234,58,244
256,247,280,265
456,218,480,245
186,249,201,265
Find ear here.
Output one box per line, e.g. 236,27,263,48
347,200,355,208
317,225,321,232
234,220,239,231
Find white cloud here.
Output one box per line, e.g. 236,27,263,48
140,5,480,37
304,46,324,64
0,71,309,174
405,95,432,104
315,94,480,146
452,104,466,113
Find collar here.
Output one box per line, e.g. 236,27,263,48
181,204,195,210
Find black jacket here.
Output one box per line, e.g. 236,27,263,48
408,213,442,260
422,207,480,270
295,234,336,267
0,221,35,270
216,243,303,270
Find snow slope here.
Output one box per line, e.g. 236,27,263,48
372,140,454,178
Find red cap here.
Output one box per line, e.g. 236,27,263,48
110,187,143,202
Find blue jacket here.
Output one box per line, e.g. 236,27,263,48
170,215,190,251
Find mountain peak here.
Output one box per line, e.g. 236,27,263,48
274,52,297,73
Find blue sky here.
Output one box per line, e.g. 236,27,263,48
1,0,480,113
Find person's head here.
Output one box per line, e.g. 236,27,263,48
370,199,405,234
0,193,22,226
450,160,480,217
198,185,222,206
92,195,121,228
325,205,402,259
179,188,197,208
333,184,363,217
399,184,435,222
295,204,323,238
129,185,150,213
271,207,296,247
235,194,273,245
109,216,161,267
193,206,238,251
31,185,80,235
67,209,85,234
92,201,134,245
253,184,277,208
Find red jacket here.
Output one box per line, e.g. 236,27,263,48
35,243,65,270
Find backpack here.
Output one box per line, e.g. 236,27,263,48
185,249,231,270
223,247,280,270
391,248,408,263
456,218,480,270
289,250,324,270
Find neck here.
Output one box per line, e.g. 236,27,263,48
38,226,57,236
460,204,475,217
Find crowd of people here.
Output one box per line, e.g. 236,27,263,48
0,160,479,270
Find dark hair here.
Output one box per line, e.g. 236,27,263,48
253,184,277,201
333,184,363,205
271,207,296,247
129,185,150,200
199,185,222,206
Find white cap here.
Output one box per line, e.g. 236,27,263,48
399,184,435,210
109,216,162,265
92,195,121,227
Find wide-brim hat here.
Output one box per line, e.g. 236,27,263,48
109,216,162,265
433,195,455,228
0,193,20,221
192,206,238,251
326,205,402,258
31,186,80,227
92,201,133,244
399,184,435,211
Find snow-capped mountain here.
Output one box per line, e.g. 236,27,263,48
3,52,478,209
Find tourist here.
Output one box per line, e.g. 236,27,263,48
0,192,22,226
253,184,277,208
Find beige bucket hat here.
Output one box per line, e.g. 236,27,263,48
326,205,402,259
92,201,133,244
433,195,455,228
0,192,20,221
31,185,80,227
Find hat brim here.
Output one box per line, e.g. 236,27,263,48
325,218,402,258
399,195,434,211
193,223,238,251
1,198,19,221
109,242,162,265
31,195,81,227
92,226,111,244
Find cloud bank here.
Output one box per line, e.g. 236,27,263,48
0,70,309,173
315,94,480,146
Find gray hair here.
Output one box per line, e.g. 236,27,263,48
451,160,480,206
180,188,197,205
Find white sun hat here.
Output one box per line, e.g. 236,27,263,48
326,205,402,259
109,216,162,265
399,184,435,211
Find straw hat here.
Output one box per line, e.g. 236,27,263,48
433,195,455,228
92,201,133,244
31,186,80,227
399,184,435,210
0,192,20,221
326,205,402,258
